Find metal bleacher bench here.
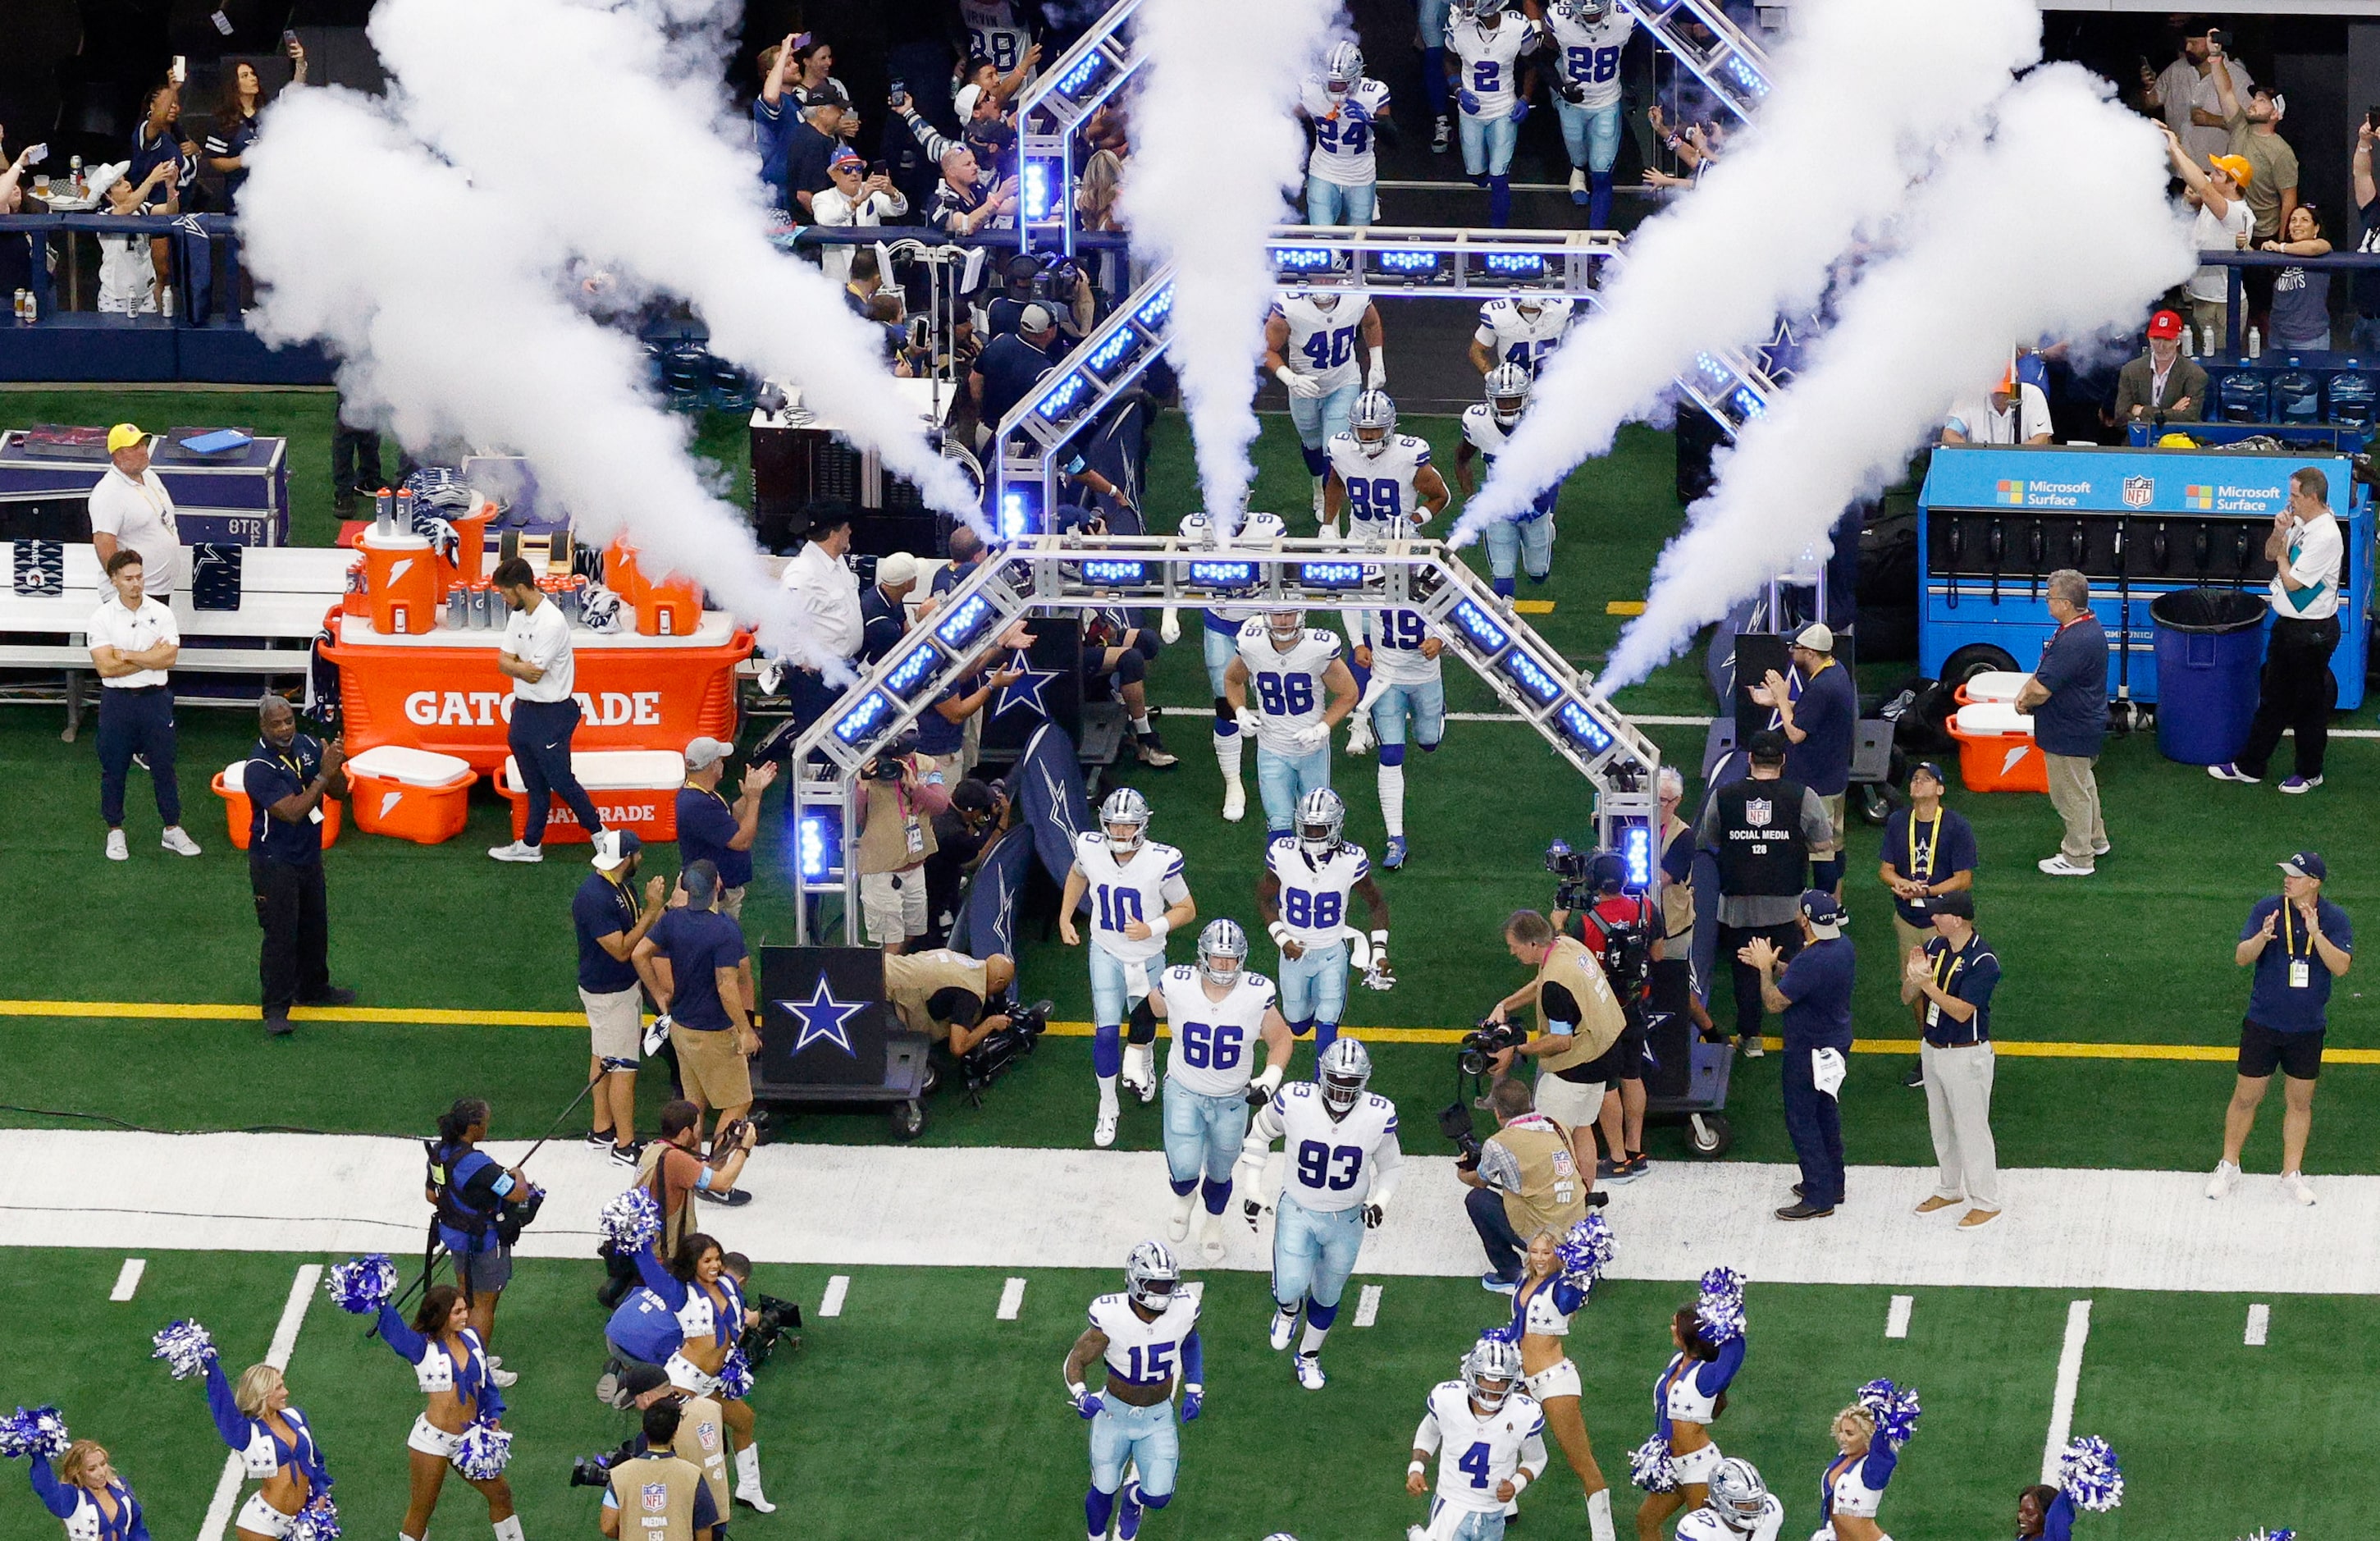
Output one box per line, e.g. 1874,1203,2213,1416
0,543,351,740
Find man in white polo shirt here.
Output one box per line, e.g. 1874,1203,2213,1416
88,547,201,860
88,423,185,601
2210,465,2344,793
488,554,607,861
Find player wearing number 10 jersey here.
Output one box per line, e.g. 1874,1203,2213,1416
1065,1241,1203,1541
1141,920,1293,1264
1235,1037,1401,1390
1259,789,1392,1064
1062,789,1197,1150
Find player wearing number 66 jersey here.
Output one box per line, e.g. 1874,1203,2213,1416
1406,1336,1547,1541
1140,919,1294,1264
1226,612,1359,841
1234,1037,1401,1390
1259,789,1391,1064
1062,789,1197,1150
1064,1242,1204,1541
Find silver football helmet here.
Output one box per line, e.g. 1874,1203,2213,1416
1461,1334,1524,1411
1295,787,1347,858
1099,786,1152,853
1350,390,1398,458
1486,361,1533,428
1706,1458,1770,1534
1267,609,1308,645
1322,40,1364,95
1318,1036,1372,1116
1460,0,1507,25
1554,0,1615,22
1124,1239,1181,1311
1196,918,1249,989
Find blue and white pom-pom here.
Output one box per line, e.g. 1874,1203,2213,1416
597,1187,662,1254
0,1406,71,1461
286,1496,340,1541
1694,1267,1747,1344
152,1319,218,1380
452,1420,513,1480
2237,1530,2295,1541
1627,1432,1676,1493
1558,1214,1616,1289
2057,1435,2124,1512
715,1348,754,1400
1855,1378,1922,1449
325,1255,398,1315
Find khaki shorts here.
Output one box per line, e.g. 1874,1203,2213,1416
861,867,928,945
581,985,642,1063
1810,792,1848,857
1533,1068,1606,1129
673,1022,753,1110
1891,914,1934,961
717,885,746,921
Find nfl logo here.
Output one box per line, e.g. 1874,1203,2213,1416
698,1423,720,1452
1744,798,1772,827
2122,476,2153,509
642,1483,669,1514
1551,1149,1574,1177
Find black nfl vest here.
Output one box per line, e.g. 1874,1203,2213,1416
1713,776,1810,898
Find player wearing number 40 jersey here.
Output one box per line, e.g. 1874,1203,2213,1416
1234,1037,1401,1390
1264,274,1386,531
1227,612,1359,840
1062,789,1197,1150
1259,789,1392,1064
1140,919,1294,1264
1064,1241,1204,1541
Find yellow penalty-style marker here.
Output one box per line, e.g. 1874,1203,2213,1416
1606,601,1646,615
1514,600,1555,615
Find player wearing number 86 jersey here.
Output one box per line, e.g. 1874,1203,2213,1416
1227,613,1359,839
1142,920,1294,1264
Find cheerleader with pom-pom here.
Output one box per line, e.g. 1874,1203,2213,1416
633,1231,771,1513
369,1283,521,1541
162,1323,331,1541
1633,1271,1748,1541
1508,1220,1618,1541
1812,1380,1919,1541
2015,1436,2123,1541
11,1409,148,1541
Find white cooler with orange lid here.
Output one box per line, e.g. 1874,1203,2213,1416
498,749,686,844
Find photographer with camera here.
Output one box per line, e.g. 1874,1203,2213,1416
1697,730,1830,1059
1453,1078,1592,1294
578,1365,732,1535
424,1097,540,1370
1477,909,1630,1184
884,945,1035,1059
595,1402,720,1541
857,732,938,956
1551,849,1657,1184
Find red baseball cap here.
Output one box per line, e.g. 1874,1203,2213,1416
2146,309,2184,341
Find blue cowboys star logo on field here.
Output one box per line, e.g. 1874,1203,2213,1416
782,976,870,1056
993,662,1061,720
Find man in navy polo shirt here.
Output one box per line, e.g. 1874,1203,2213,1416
675,738,774,921
1742,889,1855,1220
1902,890,2001,1228
2016,569,2109,876
635,862,758,1168
1754,622,1857,894
2209,851,2353,1207
244,697,355,1036
575,829,666,1164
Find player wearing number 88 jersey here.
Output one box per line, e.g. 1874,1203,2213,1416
1234,1038,1401,1390
1227,613,1360,840
1064,1241,1204,1541
1259,789,1392,1064
1062,789,1197,1150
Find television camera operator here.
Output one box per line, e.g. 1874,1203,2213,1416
1448,1077,1593,1295
985,251,1098,344
424,1096,543,1366
881,945,1052,1093
592,1402,720,1541
1472,908,1630,1180
1549,846,1660,1183
577,1366,733,1537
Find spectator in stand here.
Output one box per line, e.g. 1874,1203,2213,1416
988,258,1096,344
130,78,197,300
2163,122,2254,349
783,100,847,222
859,551,920,665
934,524,988,597
790,40,852,118
843,246,885,317
1078,104,1129,234
2140,24,2250,171
970,304,1059,449
1877,761,1976,1090
811,149,908,290
2014,569,2109,878
751,34,801,212
2261,204,2332,351
0,144,34,304
676,738,776,920
774,501,865,737
2206,42,2296,249
929,145,1016,237
2206,851,2351,1209
2353,120,2380,354
956,41,1040,112
2113,309,2209,425
203,39,307,212
1752,623,1856,895
95,158,176,315
924,779,1007,949
952,84,1018,181
1939,363,2051,445
2209,466,2343,795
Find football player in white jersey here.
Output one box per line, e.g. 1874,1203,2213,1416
960,0,1035,79
1234,1036,1401,1389
1405,1335,1547,1541
1064,1241,1204,1541
1162,508,1286,825
1061,788,1198,1148
1225,610,1360,839
1259,789,1392,1064
1140,918,1294,1263
1263,271,1387,529
1446,0,1538,227
1324,391,1450,547
1674,1458,1784,1541
1535,0,1635,223
1469,296,1576,379
1300,41,1393,228
1355,597,1445,871
1455,363,1559,600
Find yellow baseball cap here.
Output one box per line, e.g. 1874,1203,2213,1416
107,423,147,453
2209,153,2252,189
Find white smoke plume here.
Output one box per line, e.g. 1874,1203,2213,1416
240,89,834,665
1602,65,2198,686
364,0,980,522
1452,0,2044,539
1119,0,1339,529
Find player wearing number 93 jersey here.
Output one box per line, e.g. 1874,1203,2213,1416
1065,1241,1203,1541
1062,788,1196,1150
1408,1336,1547,1541
1235,1037,1400,1390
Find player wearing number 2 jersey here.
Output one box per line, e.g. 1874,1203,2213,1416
1061,789,1197,1150
1141,919,1293,1264
1264,277,1387,529
1235,1038,1401,1390
1300,42,1392,229
1259,789,1392,1064
1226,612,1360,840
1537,0,1635,224
1064,1241,1203,1541
1446,0,1539,226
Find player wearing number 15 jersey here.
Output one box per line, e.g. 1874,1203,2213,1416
1064,1241,1204,1541
1140,920,1293,1263
1259,789,1391,1064
1235,1037,1401,1390
1061,788,1197,1150
1227,612,1359,840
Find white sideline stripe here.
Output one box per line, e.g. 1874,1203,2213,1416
1884,1294,1912,1339
2245,1302,2270,1346
819,1275,849,1318
2040,1300,2093,1486
110,1257,146,1301
1354,1283,1385,1327
997,1277,1027,1320
1157,706,1715,728
197,1264,321,1541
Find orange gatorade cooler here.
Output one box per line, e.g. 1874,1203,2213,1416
213,761,344,851
636,571,701,638
362,528,436,635
344,745,477,843
605,540,648,607
1948,699,2049,793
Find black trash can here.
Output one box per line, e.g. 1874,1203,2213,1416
2148,588,2268,765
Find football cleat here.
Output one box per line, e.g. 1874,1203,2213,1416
1345,711,1374,756
1382,835,1408,870
1268,1303,1299,1351
1199,1210,1227,1264
1094,1107,1120,1148
1294,1351,1327,1391
1431,115,1450,154
1222,780,1248,823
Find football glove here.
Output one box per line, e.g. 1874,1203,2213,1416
1362,1199,1387,1228
1508,99,1530,125
1292,722,1331,752
1181,1386,1204,1421
1248,1063,1285,1104
1342,98,1369,125
1158,606,1182,645
1458,88,1482,116
1556,78,1587,104
642,1013,674,1057
1363,954,1396,990
1070,1385,1102,1420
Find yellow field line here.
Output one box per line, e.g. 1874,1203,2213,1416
7,999,2369,1064
1604,600,1647,615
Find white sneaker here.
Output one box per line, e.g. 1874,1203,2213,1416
1222,781,1246,823
1199,1211,1227,1264
2036,854,2093,876
1167,1189,1197,1242
1345,713,1374,757
160,826,201,857
1094,1106,1119,1149
104,829,128,862
2204,1159,2240,1200
1268,1306,1297,1351
488,840,544,863
2283,1170,2317,1206
1293,1351,1327,1390
488,1364,518,1388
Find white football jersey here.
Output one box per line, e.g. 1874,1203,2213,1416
1072,832,1190,966
959,0,1033,75
1251,1080,1401,1214
1272,293,1366,394
1418,1380,1547,1514
1264,836,1370,950
1300,76,1392,186
1543,7,1634,109
1236,620,1343,757
1676,1497,1784,1541
1180,508,1286,636
1447,16,1536,117
1364,605,1444,686
1462,404,1559,519
1326,431,1434,543
1087,1289,1200,1392
1473,297,1575,377
1159,964,1280,1099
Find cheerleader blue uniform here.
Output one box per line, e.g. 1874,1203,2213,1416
374,1304,505,1461
203,1359,330,1539
1816,1442,1896,1540
26,1457,148,1541
1648,1335,1743,1486
633,1247,747,1397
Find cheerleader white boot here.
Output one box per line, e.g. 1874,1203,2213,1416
734,1444,775,1512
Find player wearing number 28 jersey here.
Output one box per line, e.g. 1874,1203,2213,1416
1062,789,1197,1150
1540,0,1635,224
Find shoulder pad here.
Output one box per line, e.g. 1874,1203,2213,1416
1268,834,1296,854
1286,1081,1315,1100
1080,830,1108,848
1237,616,1266,636
1308,630,1341,652
1164,964,1195,987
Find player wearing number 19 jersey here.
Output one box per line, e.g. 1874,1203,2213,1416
1061,789,1197,1150
1065,1241,1203,1541
1359,601,1446,869
1227,613,1359,839
1259,789,1391,1063
1142,920,1293,1264
1235,1037,1400,1390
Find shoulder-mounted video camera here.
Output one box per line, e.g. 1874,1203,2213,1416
1459,1017,1528,1078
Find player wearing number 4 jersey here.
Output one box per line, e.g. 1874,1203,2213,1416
1064,1241,1204,1541
1140,919,1295,1264
1259,789,1392,1063
1226,612,1360,839
1235,1037,1402,1390
1406,1336,1547,1541
1062,789,1198,1149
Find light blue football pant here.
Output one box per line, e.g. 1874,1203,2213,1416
1163,1079,1251,1187
1272,1191,1365,1310
1203,624,1238,697
1306,175,1378,227
1278,937,1350,1051
1421,1498,1510,1541
1287,381,1360,452
1485,511,1555,583
1256,741,1332,834
1555,97,1623,172
1371,678,1446,748
1089,1392,1179,1498
1088,943,1158,1031
1460,110,1519,177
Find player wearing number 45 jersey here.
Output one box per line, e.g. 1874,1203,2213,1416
1227,612,1360,840
1064,1241,1204,1541
1407,1336,1547,1541
1235,1038,1401,1390
1259,789,1392,1063
1062,789,1198,1150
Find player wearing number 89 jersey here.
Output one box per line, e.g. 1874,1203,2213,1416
1064,1242,1204,1541
1324,394,1450,548
1062,789,1197,1150
1234,1038,1401,1390
1259,789,1392,1063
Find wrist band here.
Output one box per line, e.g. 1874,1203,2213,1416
1408,1460,1427,1475
1269,921,1292,946
1146,917,1170,941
